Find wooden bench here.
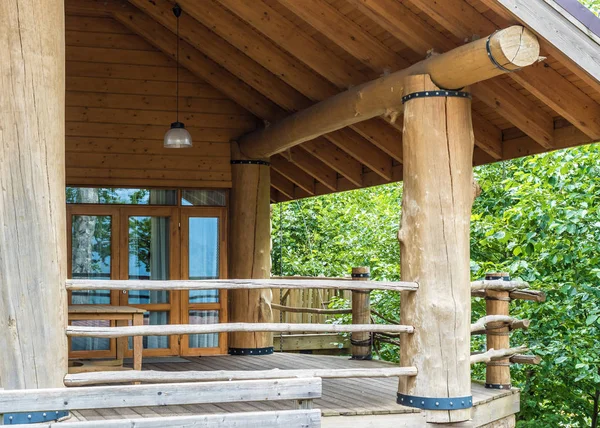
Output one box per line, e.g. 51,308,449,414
0,378,322,427
68,305,145,371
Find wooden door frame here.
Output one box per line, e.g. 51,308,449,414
66,191,230,359
67,205,121,359
119,206,181,357
179,207,229,356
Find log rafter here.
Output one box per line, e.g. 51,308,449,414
238,26,540,159
405,0,600,140
348,0,556,150
218,0,502,159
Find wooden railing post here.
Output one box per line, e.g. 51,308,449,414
351,267,372,360
485,273,512,390
0,0,67,394
397,74,474,423
228,142,274,356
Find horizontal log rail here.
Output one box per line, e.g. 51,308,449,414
470,345,529,364
26,410,321,428
470,280,529,291
66,278,419,292
510,354,541,365
64,367,418,387
271,303,352,315
470,315,531,335
66,322,414,338
0,378,322,413
271,275,349,281
472,288,547,302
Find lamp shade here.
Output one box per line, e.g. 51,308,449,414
164,121,192,148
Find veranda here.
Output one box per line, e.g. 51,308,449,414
1,0,600,426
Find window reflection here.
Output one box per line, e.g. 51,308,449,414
189,217,219,304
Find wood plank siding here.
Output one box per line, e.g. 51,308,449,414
65,15,259,189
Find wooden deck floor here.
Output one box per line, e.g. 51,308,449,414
68,353,519,426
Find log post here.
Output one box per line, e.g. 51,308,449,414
228,142,274,355
397,75,474,423
0,0,67,391
351,266,371,360
485,273,512,389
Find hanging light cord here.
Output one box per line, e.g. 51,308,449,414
176,11,180,123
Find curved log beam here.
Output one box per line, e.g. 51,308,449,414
239,25,540,158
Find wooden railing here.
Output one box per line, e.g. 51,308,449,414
0,378,322,428
269,269,546,382
59,270,544,418
63,274,419,386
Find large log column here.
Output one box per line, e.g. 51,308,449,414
228,142,274,355
0,0,67,390
397,75,474,423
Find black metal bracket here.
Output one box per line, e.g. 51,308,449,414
484,273,511,281
230,160,270,166
3,411,69,425
397,393,473,410
486,32,520,73
351,273,370,278
485,383,512,390
350,337,373,347
402,90,471,104
350,354,372,361
228,346,274,356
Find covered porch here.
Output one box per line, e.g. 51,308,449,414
2,0,600,426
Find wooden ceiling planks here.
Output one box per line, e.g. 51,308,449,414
63,0,600,201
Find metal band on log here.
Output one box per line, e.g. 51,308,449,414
238,26,540,158
229,142,273,355
397,75,474,423
351,267,372,360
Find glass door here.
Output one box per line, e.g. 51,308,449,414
67,205,120,359
180,207,228,355
119,206,180,357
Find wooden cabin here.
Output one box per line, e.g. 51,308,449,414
1,0,600,426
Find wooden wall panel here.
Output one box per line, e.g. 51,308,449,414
65,15,258,189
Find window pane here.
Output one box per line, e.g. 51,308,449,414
67,188,177,205
188,217,219,304
188,310,219,348
71,215,111,304
71,320,110,351
182,190,226,206
129,311,170,350
128,216,170,304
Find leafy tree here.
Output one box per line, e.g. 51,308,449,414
272,143,600,426
580,0,600,16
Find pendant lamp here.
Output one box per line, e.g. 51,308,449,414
164,3,192,148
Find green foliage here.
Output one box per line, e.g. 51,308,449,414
579,0,600,16
272,143,600,426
